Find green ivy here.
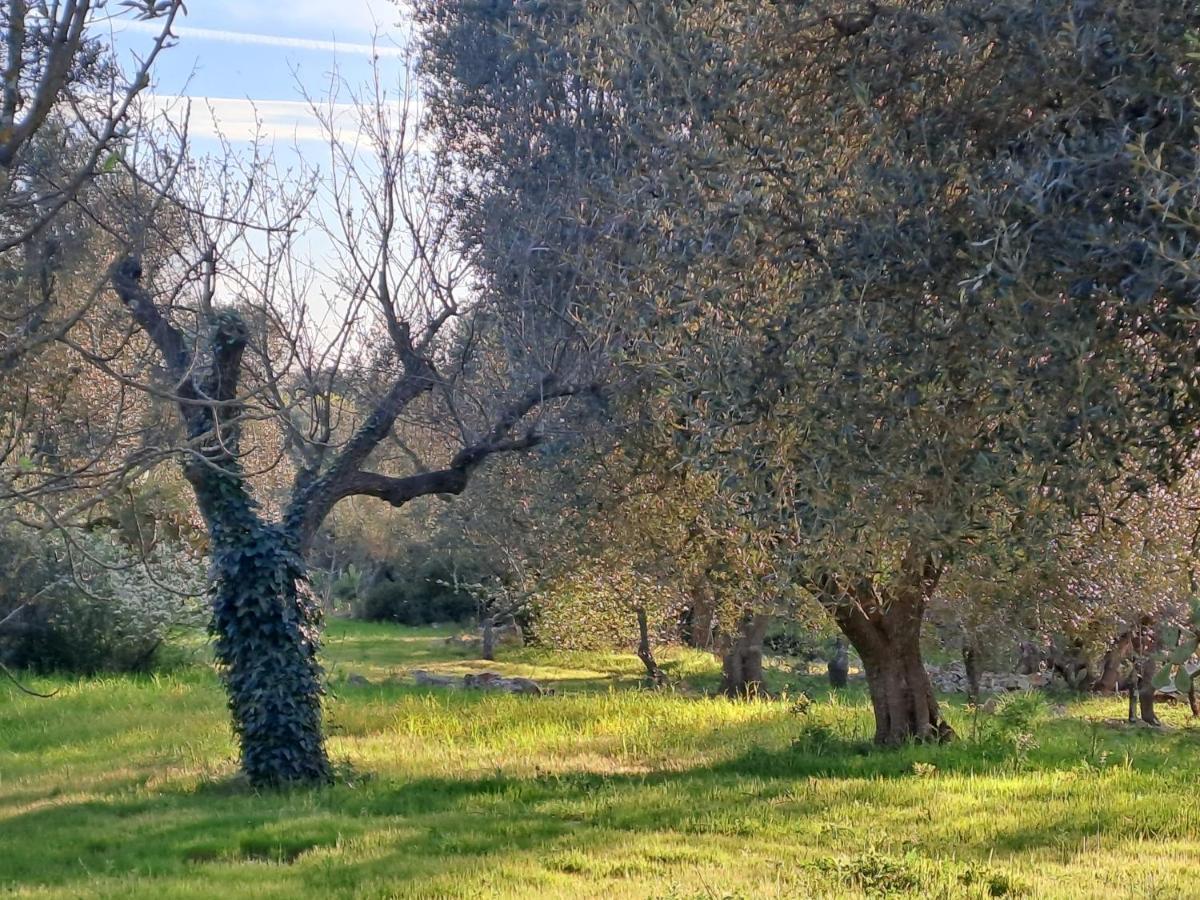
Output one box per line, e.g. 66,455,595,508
200,460,331,787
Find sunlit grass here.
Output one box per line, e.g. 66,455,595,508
3,620,1200,898
321,622,726,690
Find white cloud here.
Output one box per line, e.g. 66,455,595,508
144,95,361,144
122,20,408,57
142,94,425,152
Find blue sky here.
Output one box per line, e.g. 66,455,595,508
102,1,420,330
110,0,410,147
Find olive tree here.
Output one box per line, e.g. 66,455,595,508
442,0,1200,743
449,434,787,692
615,0,1199,743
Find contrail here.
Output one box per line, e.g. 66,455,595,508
121,20,408,57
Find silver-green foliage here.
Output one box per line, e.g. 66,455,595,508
0,525,206,672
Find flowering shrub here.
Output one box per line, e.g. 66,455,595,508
0,526,207,673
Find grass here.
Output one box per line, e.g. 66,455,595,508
3,621,1200,898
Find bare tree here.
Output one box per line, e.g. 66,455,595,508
105,58,603,786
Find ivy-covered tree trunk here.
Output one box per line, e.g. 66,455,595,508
720,611,769,698
195,470,331,786
114,229,581,786
113,267,332,787
209,518,330,786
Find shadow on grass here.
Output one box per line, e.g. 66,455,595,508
4,710,1200,895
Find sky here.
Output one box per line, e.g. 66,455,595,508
104,1,417,334
110,0,410,149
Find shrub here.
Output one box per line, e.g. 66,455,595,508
354,556,479,625
0,526,206,673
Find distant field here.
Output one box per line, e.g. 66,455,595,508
2,621,1199,898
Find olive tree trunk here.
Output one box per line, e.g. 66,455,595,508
635,605,667,687
962,640,981,704
683,580,718,651
1094,632,1132,693
1129,622,1161,726
720,611,770,698
1131,659,1161,726
818,552,954,745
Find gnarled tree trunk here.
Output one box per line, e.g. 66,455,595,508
720,611,770,698
818,551,954,746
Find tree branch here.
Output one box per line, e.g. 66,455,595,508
110,256,193,386
312,379,593,528
111,255,254,527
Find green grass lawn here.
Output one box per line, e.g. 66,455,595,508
3,621,1200,898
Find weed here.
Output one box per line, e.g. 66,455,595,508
806,848,921,895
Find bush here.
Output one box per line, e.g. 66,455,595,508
355,555,479,625
764,620,837,659
0,526,207,673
